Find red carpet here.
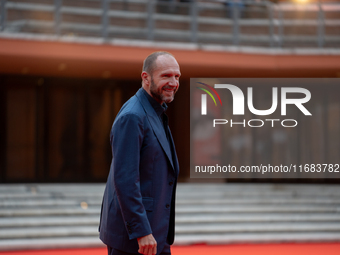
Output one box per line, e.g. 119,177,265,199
1,243,340,255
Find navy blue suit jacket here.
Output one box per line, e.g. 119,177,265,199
99,88,179,254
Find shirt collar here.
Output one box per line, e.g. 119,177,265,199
141,87,168,117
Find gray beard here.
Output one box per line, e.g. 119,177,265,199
150,78,175,104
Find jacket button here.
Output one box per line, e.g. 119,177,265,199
169,181,173,186
166,204,170,209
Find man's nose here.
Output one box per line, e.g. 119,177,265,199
168,76,177,86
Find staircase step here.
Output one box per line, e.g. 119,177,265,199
0,226,98,239
174,232,340,244
175,223,340,234
0,216,99,228
0,199,101,208
175,213,340,223
2,232,340,251
0,208,100,217
2,222,339,240
176,198,340,205
0,237,104,251
177,184,340,198
176,205,339,214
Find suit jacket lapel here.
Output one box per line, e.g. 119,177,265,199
167,126,179,175
136,89,176,173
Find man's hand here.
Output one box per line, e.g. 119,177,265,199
137,234,157,255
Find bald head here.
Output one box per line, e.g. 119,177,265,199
142,51,174,76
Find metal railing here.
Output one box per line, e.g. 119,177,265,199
0,0,339,48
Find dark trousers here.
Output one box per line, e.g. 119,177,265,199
107,242,171,255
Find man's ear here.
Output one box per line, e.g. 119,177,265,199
141,71,150,86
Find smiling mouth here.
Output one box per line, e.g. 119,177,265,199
163,86,177,93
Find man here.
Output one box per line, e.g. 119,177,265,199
99,51,181,255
